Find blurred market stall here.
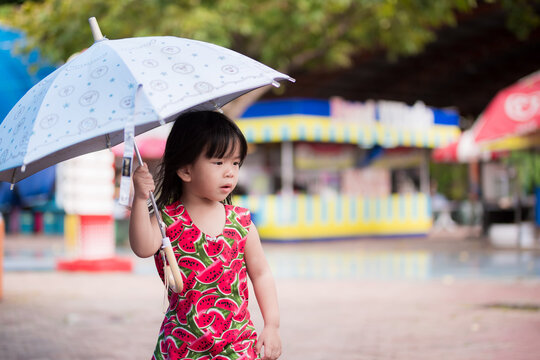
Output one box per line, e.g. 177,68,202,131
431,71,540,248
232,98,460,241
473,72,540,248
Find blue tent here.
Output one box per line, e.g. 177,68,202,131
0,26,57,209
0,26,56,120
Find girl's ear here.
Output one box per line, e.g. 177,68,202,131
176,166,192,182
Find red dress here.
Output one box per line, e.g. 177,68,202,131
152,201,260,360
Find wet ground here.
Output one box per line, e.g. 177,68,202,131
5,233,540,281
2,232,540,359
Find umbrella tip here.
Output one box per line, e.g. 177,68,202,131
88,17,105,42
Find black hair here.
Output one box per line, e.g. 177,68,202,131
155,111,248,209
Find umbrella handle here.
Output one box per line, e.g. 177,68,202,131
133,142,184,293
151,192,184,294
163,245,183,293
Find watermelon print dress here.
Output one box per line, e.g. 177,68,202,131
152,201,261,360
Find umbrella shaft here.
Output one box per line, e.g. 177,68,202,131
133,142,167,239
150,190,167,238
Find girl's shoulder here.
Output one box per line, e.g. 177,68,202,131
161,200,186,221
226,204,252,229
226,204,249,215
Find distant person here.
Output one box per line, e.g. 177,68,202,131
460,191,483,226
129,111,281,360
430,180,449,220
430,180,456,231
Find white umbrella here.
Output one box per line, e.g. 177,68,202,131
0,17,293,183
0,17,294,292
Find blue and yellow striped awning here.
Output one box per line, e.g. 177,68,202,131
237,115,461,149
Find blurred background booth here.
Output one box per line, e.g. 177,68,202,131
232,98,461,241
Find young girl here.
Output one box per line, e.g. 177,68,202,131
129,111,281,360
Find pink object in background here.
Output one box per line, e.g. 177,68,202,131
112,137,166,159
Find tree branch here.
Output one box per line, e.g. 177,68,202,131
224,5,359,118
288,5,359,72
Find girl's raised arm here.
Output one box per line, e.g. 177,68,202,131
244,223,282,360
128,163,162,258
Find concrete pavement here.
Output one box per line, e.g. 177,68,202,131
1,233,540,359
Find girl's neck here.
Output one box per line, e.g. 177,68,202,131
180,190,221,210
181,194,226,237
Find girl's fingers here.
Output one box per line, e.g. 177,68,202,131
132,164,155,199
264,345,281,360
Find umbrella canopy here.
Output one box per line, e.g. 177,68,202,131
479,130,540,152
0,27,293,183
432,138,460,163
431,129,502,163
434,71,540,163
474,71,540,143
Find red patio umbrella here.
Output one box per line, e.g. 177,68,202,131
474,71,540,143
432,139,459,162
432,130,500,163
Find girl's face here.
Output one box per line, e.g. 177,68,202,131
177,142,242,202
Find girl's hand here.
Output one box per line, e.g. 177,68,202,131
132,163,155,201
255,325,282,360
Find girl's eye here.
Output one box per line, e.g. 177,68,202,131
233,161,241,166
214,161,223,165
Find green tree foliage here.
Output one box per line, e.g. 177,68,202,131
503,150,540,195
3,0,539,68
430,162,469,200
1,0,539,116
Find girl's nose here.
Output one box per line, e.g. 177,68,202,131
224,166,234,178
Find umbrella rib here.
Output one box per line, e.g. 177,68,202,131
10,168,16,184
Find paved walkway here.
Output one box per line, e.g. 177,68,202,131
1,233,540,359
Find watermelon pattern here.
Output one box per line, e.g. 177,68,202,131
152,202,260,360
